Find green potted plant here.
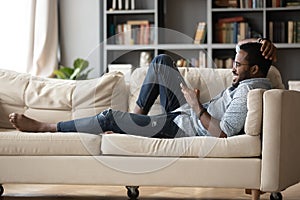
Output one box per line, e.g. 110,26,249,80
53,58,92,80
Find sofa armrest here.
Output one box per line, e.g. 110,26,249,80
261,89,300,192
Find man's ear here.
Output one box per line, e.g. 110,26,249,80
250,65,260,75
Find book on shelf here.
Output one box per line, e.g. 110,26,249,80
111,0,116,10
286,0,300,7
269,20,300,43
198,50,207,68
127,20,150,45
125,0,129,10
214,57,233,69
270,0,300,7
215,16,252,43
194,22,207,44
214,0,263,8
288,21,294,43
270,0,286,7
110,0,135,10
269,21,274,42
239,0,263,8
124,0,135,10
175,51,206,68
218,16,245,23
214,0,238,8
118,0,122,10
113,20,154,45
131,0,135,9
297,21,300,43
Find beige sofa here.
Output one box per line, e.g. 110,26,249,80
0,66,300,200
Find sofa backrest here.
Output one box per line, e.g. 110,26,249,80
128,66,284,115
0,69,127,129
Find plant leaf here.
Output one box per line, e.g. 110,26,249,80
73,58,89,71
59,66,74,77
70,67,81,80
53,66,74,79
54,58,91,80
53,70,68,79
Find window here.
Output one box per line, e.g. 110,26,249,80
0,0,32,73
0,0,58,76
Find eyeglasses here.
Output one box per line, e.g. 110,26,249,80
233,61,250,68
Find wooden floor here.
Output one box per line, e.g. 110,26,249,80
1,183,300,200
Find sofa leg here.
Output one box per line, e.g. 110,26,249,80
126,186,139,200
0,184,4,196
251,189,260,200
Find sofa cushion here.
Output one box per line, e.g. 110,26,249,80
101,134,261,158
244,89,266,136
0,129,101,155
0,69,127,128
267,66,285,89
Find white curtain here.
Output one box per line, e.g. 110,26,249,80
0,0,58,77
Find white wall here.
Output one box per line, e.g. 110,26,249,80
58,0,103,78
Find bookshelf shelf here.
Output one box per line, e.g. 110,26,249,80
158,44,208,50
105,44,208,50
106,44,157,50
106,9,156,14
275,43,300,49
211,8,264,12
212,44,236,49
266,6,300,10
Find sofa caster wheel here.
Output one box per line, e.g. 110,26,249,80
0,184,4,196
126,186,139,199
270,192,282,200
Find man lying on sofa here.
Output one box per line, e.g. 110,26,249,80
8,38,276,138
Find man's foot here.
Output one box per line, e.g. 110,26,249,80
8,113,57,132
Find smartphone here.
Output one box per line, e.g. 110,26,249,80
178,76,188,88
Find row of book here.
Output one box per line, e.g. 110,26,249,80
109,0,135,10
214,0,300,8
269,21,300,43
214,57,234,69
239,0,263,8
214,16,253,43
214,0,263,8
269,0,300,7
176,51,207,68
109,20,155,45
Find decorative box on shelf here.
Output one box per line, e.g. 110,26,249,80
288,80,300,91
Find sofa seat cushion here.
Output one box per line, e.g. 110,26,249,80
0,129,101,155
101,134,261,158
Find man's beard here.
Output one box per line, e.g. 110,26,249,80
231,70,251,88
232,81,239,88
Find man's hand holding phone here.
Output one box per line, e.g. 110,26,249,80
180,83,202,114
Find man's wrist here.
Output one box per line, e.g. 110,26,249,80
257,37,271,43
197,108,207,119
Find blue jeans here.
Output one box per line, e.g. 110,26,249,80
57,54,188,138
136,54,187,114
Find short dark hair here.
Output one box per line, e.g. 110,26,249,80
239,42,272,77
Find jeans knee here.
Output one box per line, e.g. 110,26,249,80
151,54,175,72
96,109,112,128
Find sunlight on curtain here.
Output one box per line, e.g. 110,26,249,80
0,0,58,76
0,0,32,73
